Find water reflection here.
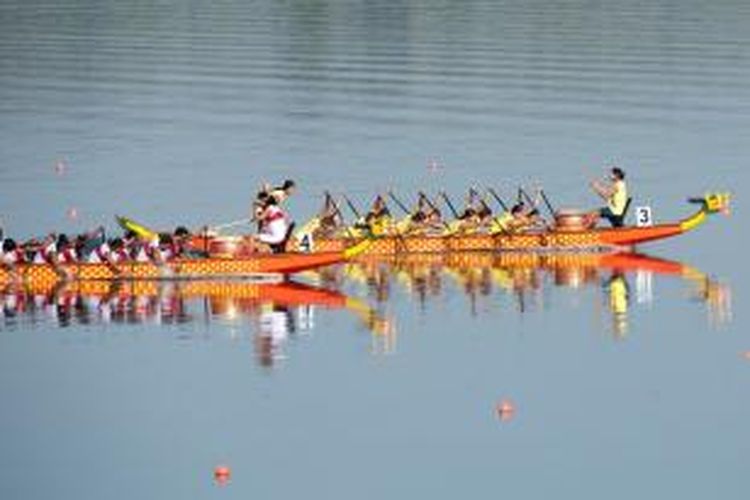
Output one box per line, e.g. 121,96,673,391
0,279,394,365
0,252,731,358
325,252,732,338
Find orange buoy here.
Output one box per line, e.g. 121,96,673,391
214,465,231,484
495,399,516,422
741,351,750,360
67,207,79,220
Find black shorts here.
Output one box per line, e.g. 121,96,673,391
599,207,625,227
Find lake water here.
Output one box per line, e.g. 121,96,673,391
0,0,748,499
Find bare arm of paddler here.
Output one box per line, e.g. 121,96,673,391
590,178,615,200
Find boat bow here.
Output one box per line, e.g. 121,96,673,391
680,192,731,232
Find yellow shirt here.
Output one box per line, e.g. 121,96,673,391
609,180,628,216
609,276,628,315
489,212,514,234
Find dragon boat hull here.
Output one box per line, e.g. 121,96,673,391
289,223,685,255
0,239,372,286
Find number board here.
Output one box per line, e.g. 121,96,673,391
298,233,314,253
635,206,653,227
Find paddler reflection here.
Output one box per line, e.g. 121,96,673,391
605,270,630,338
254,303,294,367
331,252,732,336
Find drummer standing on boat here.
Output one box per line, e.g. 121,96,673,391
590,167,628,227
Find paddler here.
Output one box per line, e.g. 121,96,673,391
122,230,140,260
362,195,392,235
447,190,491,234
393,193,443,235
173,226,206,258
490,201,545,234
316,193,345,237
589,167,629,227
74,226,107,261
87,238,113,264
88,238,129,264
32,234,57,264
2,238,27,268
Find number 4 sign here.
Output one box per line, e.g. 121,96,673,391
298,233,314,253
635,206,653,227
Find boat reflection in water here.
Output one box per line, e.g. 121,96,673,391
0,252,731,361
0,279,394,366
323,252,732,338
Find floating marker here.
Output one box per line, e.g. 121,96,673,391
495,399,516,422
67,207,79,220
214,465,231,485
54,160,66,175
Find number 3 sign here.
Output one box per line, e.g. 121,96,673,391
635,206,653,227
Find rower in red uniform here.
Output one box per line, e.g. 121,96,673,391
33,234,58,264
108,238,130,263
87,239,113,264
1,238,26,267
56,234,77,264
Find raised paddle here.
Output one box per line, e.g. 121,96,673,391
342,194,363,220
418,191,455,234
518,187,535,208
440,191,461,219
539,189,557,219
487,187,510,212
324,191,358,239
387,191,412,216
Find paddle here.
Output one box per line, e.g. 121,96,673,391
212,218,250,232
471,187,494,216
539,189,557,219
418,191,454,234
387,191,412,216
324,191,358,239
342,194,363,221
518,186,552,230
477,188,514,236
487,187,510,212
440,191,461,220
518,187,536,210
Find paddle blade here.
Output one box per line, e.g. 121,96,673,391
116,215,158,240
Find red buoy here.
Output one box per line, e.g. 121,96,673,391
214,465,231,485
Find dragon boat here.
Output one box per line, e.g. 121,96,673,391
0,239,372,286
287,193,729,255
182,192,729,257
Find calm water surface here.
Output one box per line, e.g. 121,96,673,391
1,0,748,499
